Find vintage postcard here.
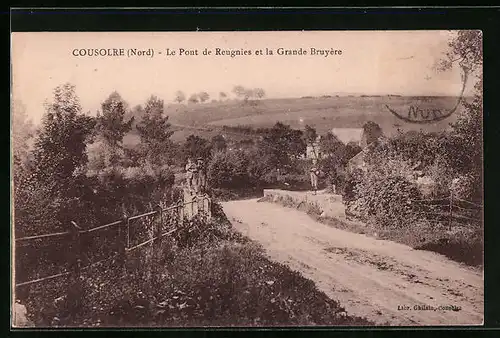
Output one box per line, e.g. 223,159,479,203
11,30,483,327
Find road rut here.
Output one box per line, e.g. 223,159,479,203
222,199,483,326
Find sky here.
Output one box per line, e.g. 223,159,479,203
11,30,476,124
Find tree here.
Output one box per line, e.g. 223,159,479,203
219,92,228,101
211,134,227,153
32,83,96,186
188,94,199,104
232,85,247,100
174,90,186,104
183,135,212,160
17,83,96,233
362,121,383,146
198,92,210,103
95,91,134,167
318,132,348,185
12,100,34,182
260,122,305,170
304,125,318,145
135,95,174,166
437,30,482,85
254,88,266,99
437,30,482,201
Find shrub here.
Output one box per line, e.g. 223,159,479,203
355,170,421,230
207,150,255,190
451,173,479,202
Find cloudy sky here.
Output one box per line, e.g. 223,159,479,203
11,30,474,123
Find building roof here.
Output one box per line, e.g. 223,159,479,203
330,128,364,144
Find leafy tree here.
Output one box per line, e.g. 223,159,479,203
211,134,227,153
318,132,347,185
188,94,199,104
135,95,174,166
362,121,383,146
304,125,318,145
198,92,210,103
254,88,266,99
232,85,247,100
95,92,134,167
174,90,186,104
183,135,212,160
437,30,482,201
12,100,34,182
17,83,96,234
259,122,305,170
219,92,228,101
32,83,96,186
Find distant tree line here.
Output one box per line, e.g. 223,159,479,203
173,85,266,105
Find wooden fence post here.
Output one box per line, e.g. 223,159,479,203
179,202,184,225
449,190,453,231
153,205,162,286
118,215,128,277
191,196,196,218
155,204,163,248
68,221,83,313
206,197,212,220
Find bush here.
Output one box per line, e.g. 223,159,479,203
451,173,479,202
207,150,257,190
355,171,421,230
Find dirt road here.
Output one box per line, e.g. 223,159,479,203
222,199,484,326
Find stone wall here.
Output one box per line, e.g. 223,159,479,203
263,189,346,220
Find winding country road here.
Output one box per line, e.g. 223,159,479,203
222,198,484,326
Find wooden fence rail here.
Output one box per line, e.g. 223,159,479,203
412,194,483,229
14,195,211,289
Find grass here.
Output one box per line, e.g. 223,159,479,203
17,203,373,327
123,95,463,145
168,96,461,137
259,194,483,268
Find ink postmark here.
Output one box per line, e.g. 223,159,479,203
385,74,467,124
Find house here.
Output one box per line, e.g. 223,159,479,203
346,136,387,173
330,128,366,147
305,128,366,160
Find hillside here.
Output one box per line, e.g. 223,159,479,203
124,95,464,145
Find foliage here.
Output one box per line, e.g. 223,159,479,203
362,121,383,146
12,99,34,184
437,30,483,202
14,83,96,236
135,96,175,166
232,86,266,102
303,125,317,145
219,92,227,101
210,134,227,153
259,122,305,170
94,92,134,167
197,92,210,103
32,83,96,186
174,90,186,104
354,161,422,229
253,88,266,99
183,135,212,161
188,94,199,104
207,150,251,189
437,30,482,75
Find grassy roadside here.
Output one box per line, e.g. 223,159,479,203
258,195,483,268
21,202,372,327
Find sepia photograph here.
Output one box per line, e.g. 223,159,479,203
11,30,483,327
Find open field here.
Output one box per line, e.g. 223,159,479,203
167,96,463,137
124,95,465,145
